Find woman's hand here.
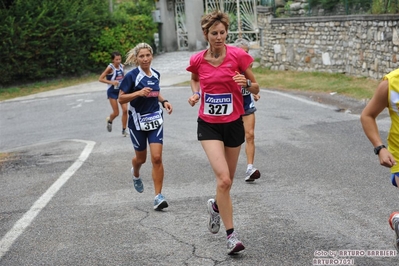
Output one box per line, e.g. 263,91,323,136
379,148,397,168
140,87,153,97
188,93,200,107
233,71,247,87
164,102,173,114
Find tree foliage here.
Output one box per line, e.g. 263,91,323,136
0,0,157,86
305,0,396,13
90,0,157,65
371,0,399,13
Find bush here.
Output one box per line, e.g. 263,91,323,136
371,0,399,13
0,0,110,85
0,0,157,87
90,0,157,66
307,0,380,13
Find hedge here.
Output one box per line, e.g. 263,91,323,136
0,0,157,87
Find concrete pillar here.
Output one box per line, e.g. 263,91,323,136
257,6,274,67
185,0,207,51
155,0,178,52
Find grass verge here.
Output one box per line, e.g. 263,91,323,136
0,74,98,101
252,68,378,100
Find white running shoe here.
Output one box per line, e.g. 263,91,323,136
245,168,261,182
227,231,245,255
206,199,220,234
106,117,112,132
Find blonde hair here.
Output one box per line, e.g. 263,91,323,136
201,10,229,36
125,42,153,66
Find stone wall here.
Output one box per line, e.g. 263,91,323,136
257,6,399,79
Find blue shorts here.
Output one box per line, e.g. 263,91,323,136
129,125,163,151
243,107,256,116
107,87,119,99
391,173,399,187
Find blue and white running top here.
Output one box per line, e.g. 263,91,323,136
119,66,163,131
106,63,124,90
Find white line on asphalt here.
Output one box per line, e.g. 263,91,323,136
0,139,96,260
264,89,366,119
265,89,338,110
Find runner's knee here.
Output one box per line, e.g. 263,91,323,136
217,177,232,191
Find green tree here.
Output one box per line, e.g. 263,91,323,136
0,0,110,85
90,0,157,65
307,0,377,13
0,0,157,86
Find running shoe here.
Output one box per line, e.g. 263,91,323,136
106,117,112,132
245,168,261,182
227,231,245,255
122,129,127,137
132,177,144,193
207,199,220,234
131,168,144,193
389,212,399,252
154,193,168,210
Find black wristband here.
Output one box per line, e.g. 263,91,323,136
374,144,386,155
161,100,169,108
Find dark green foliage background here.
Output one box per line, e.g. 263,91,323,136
90,0,157,66
305,0,396,13
0,0,157,86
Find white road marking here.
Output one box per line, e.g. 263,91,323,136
0,139,96,259
264,89,338,110
69,99,94,108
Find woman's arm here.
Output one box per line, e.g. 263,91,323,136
99,66,118,86
242,67,259,95
233,69,260,95
360,80,389,147
188,73,201,107
360,79,396,167
158,93,173,114
118,87,153,104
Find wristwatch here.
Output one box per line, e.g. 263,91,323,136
374,145,386,155
246,79,251,88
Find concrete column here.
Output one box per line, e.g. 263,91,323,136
156,0,178,52
185,0,207,51
257,6,274,67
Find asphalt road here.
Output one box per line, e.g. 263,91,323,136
0,52,398,265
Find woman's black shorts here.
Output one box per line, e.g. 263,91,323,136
197,117,245,147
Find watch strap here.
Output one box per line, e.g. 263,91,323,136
246,79,251,88
374,145,386,155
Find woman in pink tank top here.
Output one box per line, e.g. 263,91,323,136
186,10,259,255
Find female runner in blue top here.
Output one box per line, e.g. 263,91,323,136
234,38,261,182
118,43,173,211
99,51,128,136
